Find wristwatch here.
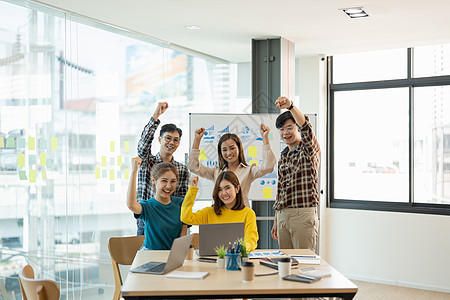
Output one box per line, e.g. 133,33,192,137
287,101,294,110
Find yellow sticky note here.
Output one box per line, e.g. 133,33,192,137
18,154,25,167
29,170,37,183
110,169,115,180
110,141,115,152
249,160,258,166
0,137,4,148
249,146,257,157
101,156,107,167
42,170,47,180
95,167,100,179
40,153,47,166
51,137,58,150
117,155,122,167
124,141,130,152
199,149,208,161
263,187,272,199
28,137,35,150
124,168,129,179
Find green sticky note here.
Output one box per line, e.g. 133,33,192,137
29,155,36,165
17,154,25,167
268,131,274,141
117,170,122,178
124,141,129,152
101,156,107,167
102,170,107,178
40,139,47,150
124,168,129,179
46,158,53,168
40,153,47,166
19,171,27,180
18,138,25,148
28,137,35,150
117,155,122,167
248,146,257,157
29,170,37,183
42,170,47,180
110,157,114,166
110,184,115,193
110,169,115,180
0,137,4,148
51,137,58,150
95,167,100,179
110,141,115,152
6,137,15,148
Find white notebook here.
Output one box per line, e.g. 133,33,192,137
165,271,210,280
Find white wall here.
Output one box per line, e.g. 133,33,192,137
297,55,450,293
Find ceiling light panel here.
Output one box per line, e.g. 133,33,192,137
341,7,369,18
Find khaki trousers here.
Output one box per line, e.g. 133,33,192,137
277,207,318,251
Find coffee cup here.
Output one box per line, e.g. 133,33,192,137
186,244,194,260
241,261,255,282
278,257,291,278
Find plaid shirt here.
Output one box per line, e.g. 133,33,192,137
136,117,190,235
274,116,321,211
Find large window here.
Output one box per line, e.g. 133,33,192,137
0,0,250,299
329,46,450,215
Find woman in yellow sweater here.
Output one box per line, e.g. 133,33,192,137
181,171,258,251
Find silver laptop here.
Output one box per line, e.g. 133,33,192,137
130,234,193,275
198,223,245,256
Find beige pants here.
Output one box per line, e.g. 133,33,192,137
277,207,318,251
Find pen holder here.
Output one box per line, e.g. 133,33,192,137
226,252,241,271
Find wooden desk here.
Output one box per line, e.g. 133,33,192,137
121,249,357,299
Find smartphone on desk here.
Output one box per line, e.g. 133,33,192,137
282,274,320,283
197,257,217,263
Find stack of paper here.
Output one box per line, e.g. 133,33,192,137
165,271,210,280
291,255,321,265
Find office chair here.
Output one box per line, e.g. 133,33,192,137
108,235,145,300
19,264,60,300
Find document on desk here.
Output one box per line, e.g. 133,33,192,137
248,250,285,259
291,255,321,265
165,271,210,280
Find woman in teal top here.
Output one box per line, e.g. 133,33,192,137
127,159,187,250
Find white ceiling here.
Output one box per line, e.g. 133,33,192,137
32,0,450,63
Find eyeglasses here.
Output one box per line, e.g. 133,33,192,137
163,135,180,144
279,125,296,134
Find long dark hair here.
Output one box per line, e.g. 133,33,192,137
217,133,247,169
212,171,245,215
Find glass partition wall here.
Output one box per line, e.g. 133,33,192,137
0,1,250,298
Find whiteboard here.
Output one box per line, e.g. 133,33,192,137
189,113,317,201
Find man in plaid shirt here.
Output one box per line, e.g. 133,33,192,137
136,102,190,236
271,96,321,251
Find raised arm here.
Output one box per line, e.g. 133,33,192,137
137,102,168,159
188,127,216,180
275,96,306,126
248,123,276,179
180,177,209,225
126,157,143,214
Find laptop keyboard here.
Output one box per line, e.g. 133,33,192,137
141,262,165,272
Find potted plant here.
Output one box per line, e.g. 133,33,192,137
239,238,249,263
214,245,226,268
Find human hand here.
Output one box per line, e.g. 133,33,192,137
195,127,206,140
260,123,270,138
153,102,169,120
190,175,199,187
131,156,142,172
275,96,292,110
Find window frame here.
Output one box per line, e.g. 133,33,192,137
328,48,450,216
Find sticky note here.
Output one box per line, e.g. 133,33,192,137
46,158,53,168
17,154,25,167
124,141,130,152
28,137,35,150
29,155,36,165
40,153,47,166
268,131,274,141
101,156,107,167
110,141,115,152
249,146,257,157
29,170,37,183
40,139,47,150
117,155,122,167
0,137,4,148
110,157,115,166
110,169,115,180
18,138,25,148
6,137,15,148
51,137,58,150
124,168,129,179
249,160,258,166
102,170,107,178
263,187,272,199
42,170,47,180
95,167,100,179
19,171,27,180
117,170,122,178
110,184,115,193
199,149,208,161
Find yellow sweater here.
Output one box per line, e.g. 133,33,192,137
181,186,258,251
